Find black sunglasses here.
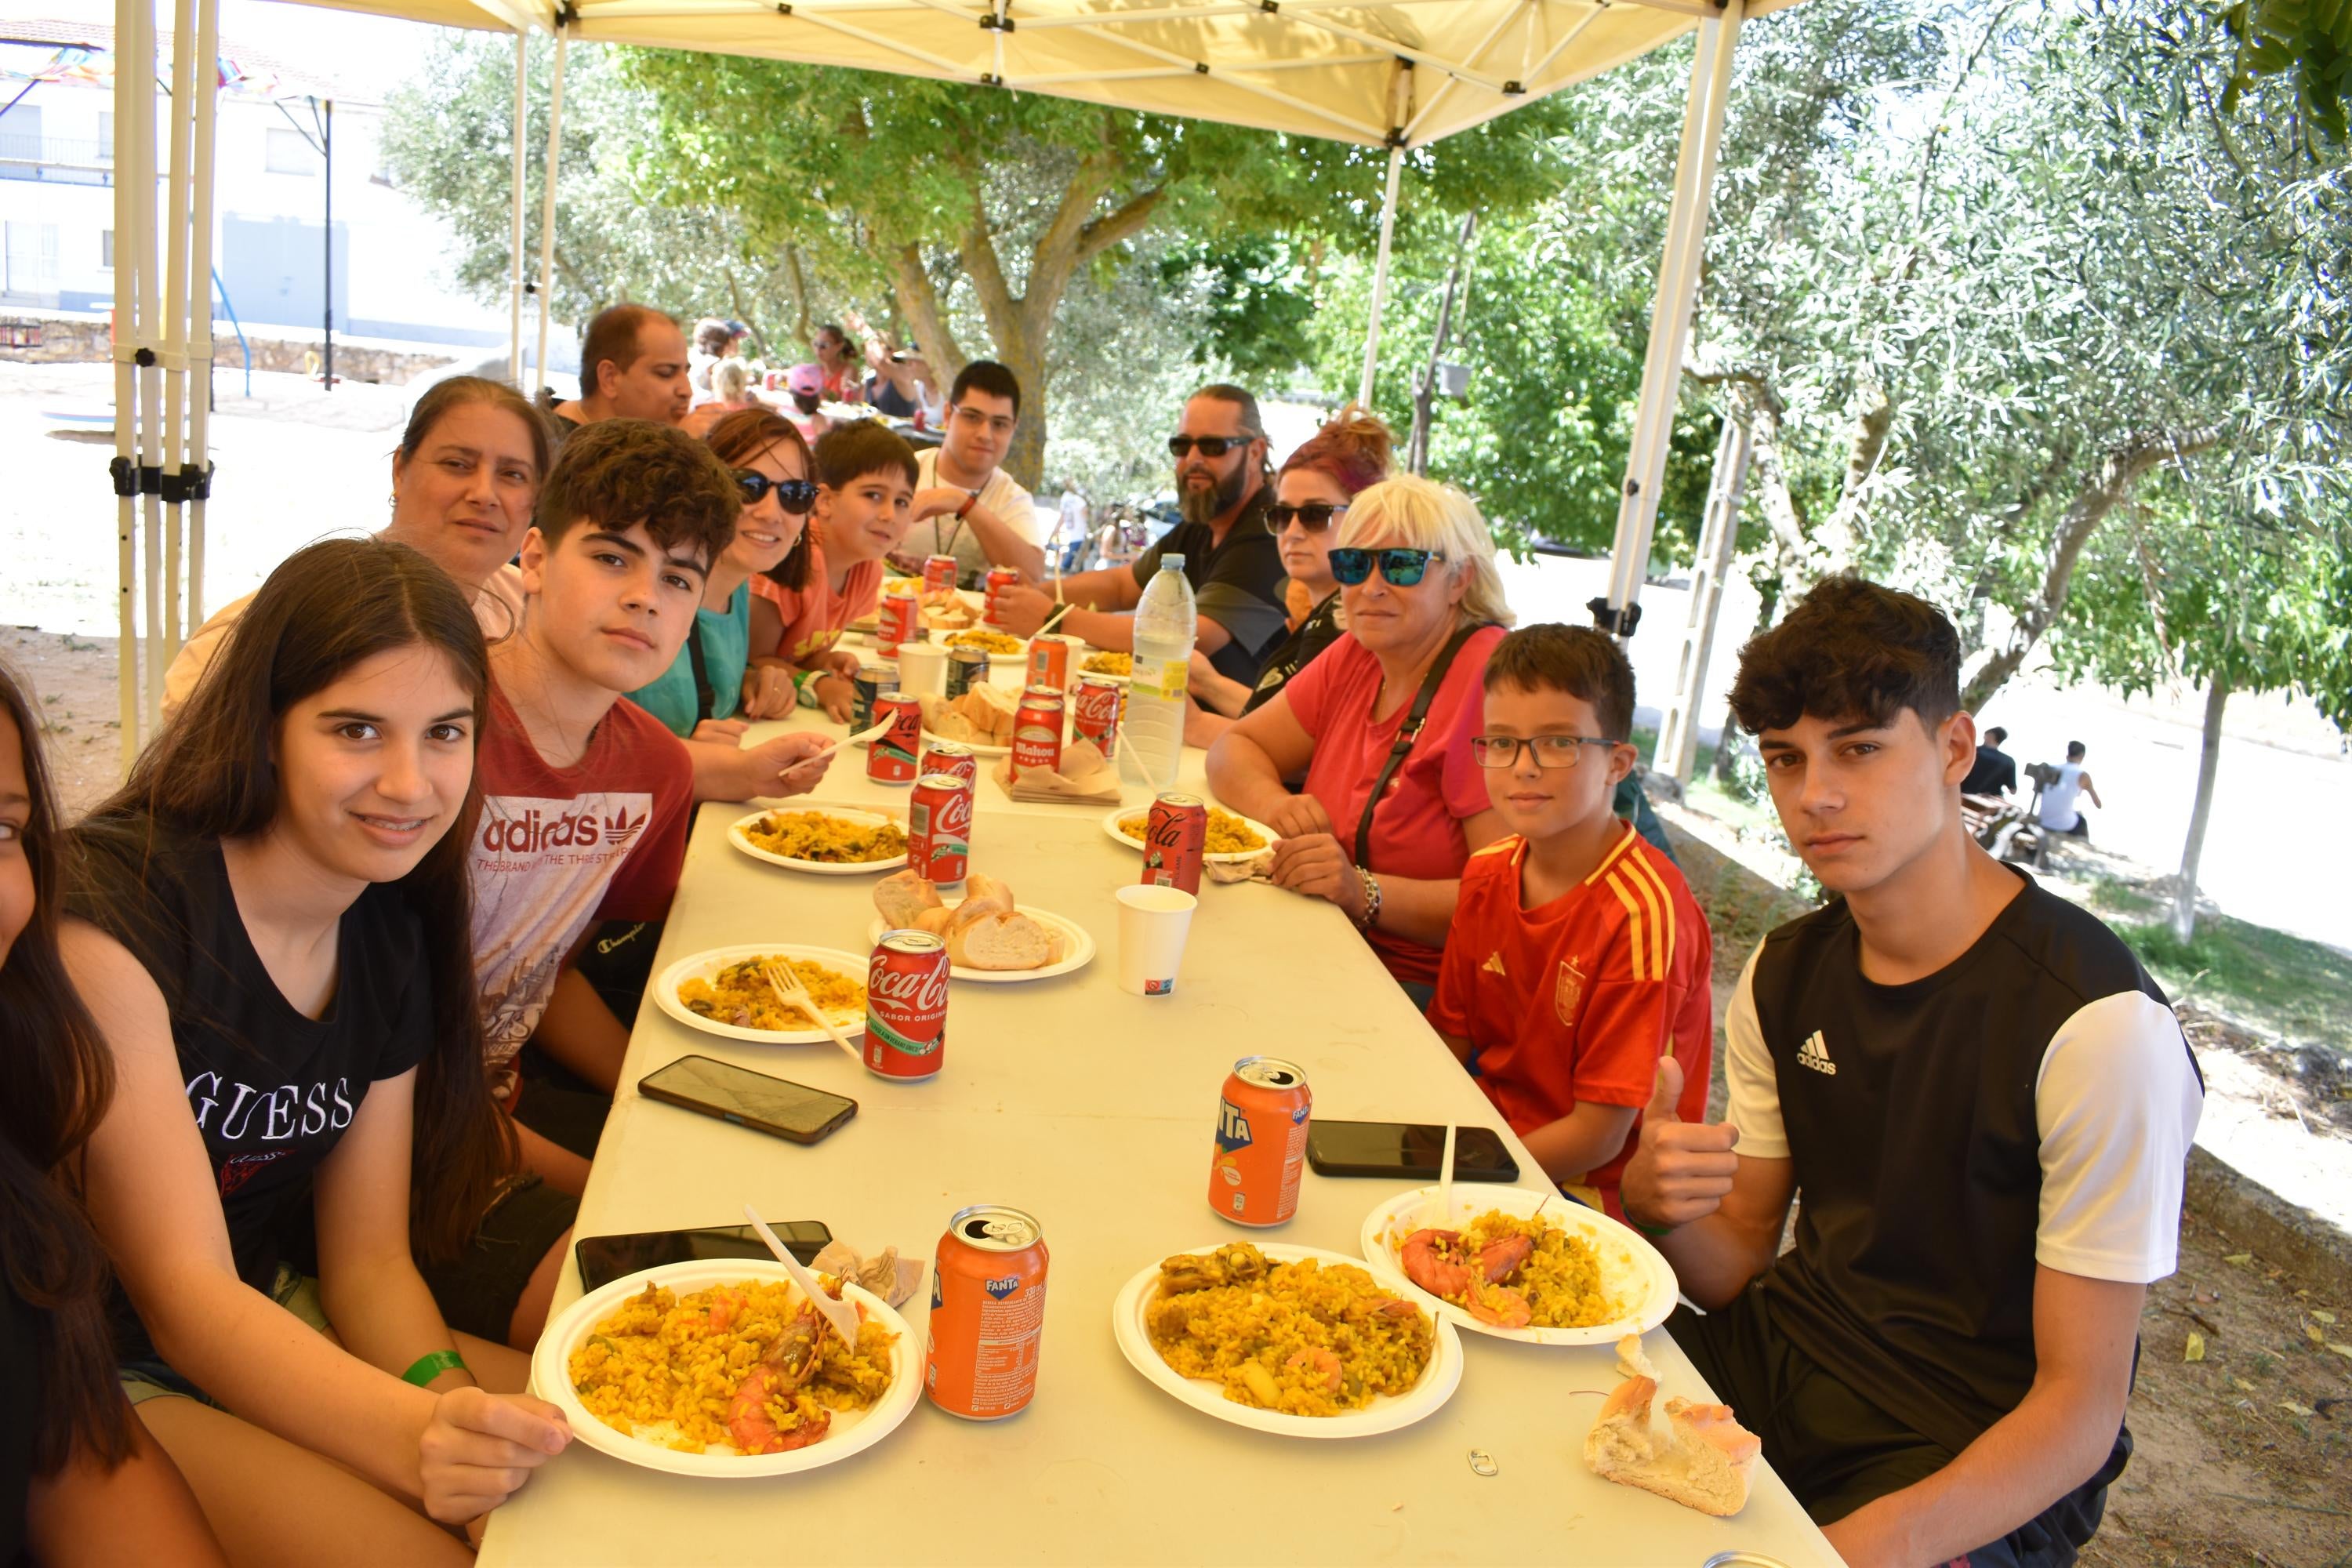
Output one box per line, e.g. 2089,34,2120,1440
735,470,818,514
1167,434,1255,459
1265,503,1348,535
1327,546,1446,587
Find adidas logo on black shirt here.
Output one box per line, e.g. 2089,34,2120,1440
1797,1030,1837,1075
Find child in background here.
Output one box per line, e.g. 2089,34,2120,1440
748,420,920,722
1427,624,1713,1218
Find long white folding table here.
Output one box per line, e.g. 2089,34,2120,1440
479,688,1844,1567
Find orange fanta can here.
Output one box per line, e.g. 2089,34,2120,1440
925,1204,1048,1420
1209,1056,1311,1227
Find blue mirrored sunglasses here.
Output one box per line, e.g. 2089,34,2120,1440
1327,546,1445,587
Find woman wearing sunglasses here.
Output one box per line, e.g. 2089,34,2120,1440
624,408,820,743
1185,407,1393,752
1207,476,1516,1004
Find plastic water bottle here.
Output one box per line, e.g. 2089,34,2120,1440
1123,554,1196,791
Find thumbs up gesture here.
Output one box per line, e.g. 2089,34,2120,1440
1621,1055,1743,1231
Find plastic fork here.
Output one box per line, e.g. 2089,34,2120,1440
761,956,863,1064
744,1203,862,1346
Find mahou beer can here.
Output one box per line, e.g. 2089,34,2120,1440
878,589,920,654
982,567,1020,627
851,662,895,731
925,1204,1048,1421
922,554,960,597
1010,685,1065,781
944,646,989,701
919,739,978,793
1025,633,1077,691
1209,1057,1312,1226
909,773,973,884
1142,792,1208,896
866,693,922,785
1071,673,1123,761
865,931,949,1080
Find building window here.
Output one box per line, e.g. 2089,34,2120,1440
265,127,318,176
100,228,113,270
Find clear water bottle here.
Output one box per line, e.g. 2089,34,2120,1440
1123,554,1196,791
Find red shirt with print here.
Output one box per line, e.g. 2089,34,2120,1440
749,522,884,667
1426,827,1714,1217
1282,625,1504,986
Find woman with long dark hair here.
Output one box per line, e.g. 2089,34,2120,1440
64,538,568,1560
0,664,223,1564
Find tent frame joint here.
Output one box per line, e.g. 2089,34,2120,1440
1502,79,1523,95
978,11,1012,30
1587,598,1644,638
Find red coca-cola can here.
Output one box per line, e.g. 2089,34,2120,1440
865,930,949,1080
919,739,978,793
1025,633,1079,691
1209,1056,1312,1226
922,554,960,597
878,589,920,654
909,773,973,884
925,1204,1048,1420
866,692,922,785
1072,673,1123,761
1142,792,1207,896
983,567,1020,627
1010,685,1065,781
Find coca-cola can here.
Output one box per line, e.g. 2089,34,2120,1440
851,662,895,731
922,554,960,597
1010,685,1065,781
909,773,973,884
1142,792,1208,896
1072,674,1123,761
983,567,1020,627
878,589,920,654
919,739,978,793
865,931,949,1080
1025,633,1080,691
867,693,922,785
944,646,989,701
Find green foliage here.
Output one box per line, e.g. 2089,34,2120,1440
2220,0,2352,143
2108,907,2352,1060
1159,238,1319,385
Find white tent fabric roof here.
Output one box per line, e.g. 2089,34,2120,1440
292,0,1794,147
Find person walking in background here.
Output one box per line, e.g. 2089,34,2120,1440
2035,740,2103,868
1962,724,2018,798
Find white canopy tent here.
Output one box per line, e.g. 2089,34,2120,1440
109,0,1793,753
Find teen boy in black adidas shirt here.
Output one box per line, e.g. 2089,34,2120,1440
1623,577,2202,1568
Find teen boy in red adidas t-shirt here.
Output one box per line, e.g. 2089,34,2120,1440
1427,625,1711,1218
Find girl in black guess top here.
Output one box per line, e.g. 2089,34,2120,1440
62,539,570,1561
0,666,222,1565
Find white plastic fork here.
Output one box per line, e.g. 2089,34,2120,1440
744,1203,862,1346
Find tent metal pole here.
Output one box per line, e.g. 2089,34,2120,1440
1657,410,1749,783
162,0,196,662
1356,143,1405,408
1598,0,1741,637
322,97,333,390
507,31,528,383
532,24,567,396
132,0,165,732
187,0,220,624
111,0,141,762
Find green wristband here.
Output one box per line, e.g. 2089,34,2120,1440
401,1348,467,1388
796,669,824,700
1635,1220,1674,1240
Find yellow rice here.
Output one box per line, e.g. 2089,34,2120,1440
743,810,907,864
944,629,1023,655
567,1280,895,1454
1116,807,1265,855
1080,650,1134,676
679,957,865,1032
1146,1242,1432,1417
1454,1210,1617,1329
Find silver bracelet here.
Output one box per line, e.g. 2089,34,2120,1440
1356,867,1382,930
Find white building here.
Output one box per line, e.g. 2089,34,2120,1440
1,16,510,348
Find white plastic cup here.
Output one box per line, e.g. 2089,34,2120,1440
1115,884,1197,997
896,641,948,698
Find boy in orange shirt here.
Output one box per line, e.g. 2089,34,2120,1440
1428,624,1714,1218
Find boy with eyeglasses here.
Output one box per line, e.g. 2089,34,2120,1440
1426,623,1713,1218
895,361,1045,583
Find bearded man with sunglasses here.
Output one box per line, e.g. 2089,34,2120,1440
993,385,1289,684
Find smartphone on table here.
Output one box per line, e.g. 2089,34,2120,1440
575,1220,834,1293
1305,1119,1521,1183
638,1054,857,1145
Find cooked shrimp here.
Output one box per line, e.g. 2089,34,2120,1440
1286,1346,1343,1395
1402,1228,1537,1327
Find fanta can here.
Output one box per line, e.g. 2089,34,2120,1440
925,1204,1048,1420
1209,1056,1311,1226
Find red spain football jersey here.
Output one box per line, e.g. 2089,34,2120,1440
1428,826,1714,1217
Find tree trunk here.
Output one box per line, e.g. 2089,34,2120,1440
1809,383,1893,572
1961,426,2221,713
2171,673,2229,944
1408,212,1478,475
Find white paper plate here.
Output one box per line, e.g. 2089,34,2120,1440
728,804,907,877
532,1259,919,1479
654,944,869,1045
866,904,1094,983
1099,804,1279,863
1112,1243,1462,1439
1357,1185,1678,1345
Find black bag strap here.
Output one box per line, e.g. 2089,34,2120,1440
1355,620,1489,870
684,621,717,726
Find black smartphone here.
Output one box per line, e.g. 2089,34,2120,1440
1305,1120,1522,1182
575,1220,834,1293
638,1055,857,1145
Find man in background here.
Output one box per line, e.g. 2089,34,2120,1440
547,304,691,446
896,361,1042,583
1962,724,2018,797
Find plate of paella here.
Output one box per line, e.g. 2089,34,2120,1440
1110,1240,1462,1439
1071,648,1133,685
728,804,909,875
1101,803,1279,863
532,1258,920,1479
1357,1185,1678,1345
932,626,1028,665
654,945,869,1045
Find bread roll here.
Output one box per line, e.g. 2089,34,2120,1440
873,869,942,930
1582,1348,1757,1518
913,907,956,935
945,912,1058,971
950,873,1015,931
